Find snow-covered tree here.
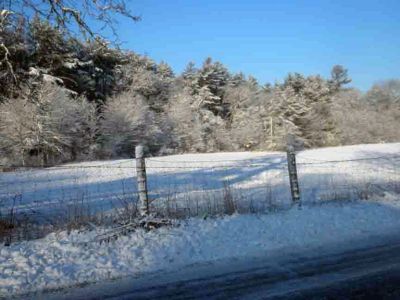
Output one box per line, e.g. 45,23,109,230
181,58,231,117
365,79,400,110
157,61,174,79
229,72,246,87
329,65,351,91
167,86,230,153
333,88,400,145
0,83,96,166
226,84,265,150
100,90,166,157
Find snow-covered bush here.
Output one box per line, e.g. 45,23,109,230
0,83,97,166
333,89,400,145
167,87,230,153
99,90,166,157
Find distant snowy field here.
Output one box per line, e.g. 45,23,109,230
1,143,400,296
1,143,399,219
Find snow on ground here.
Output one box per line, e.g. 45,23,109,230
1,143,399,220
0,143,400,296
1,199,400,297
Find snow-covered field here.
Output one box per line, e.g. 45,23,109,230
1,143,399,221
0,143,400,297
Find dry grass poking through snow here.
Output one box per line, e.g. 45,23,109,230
0,143,399,244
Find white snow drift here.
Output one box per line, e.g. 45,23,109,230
1,200,400,297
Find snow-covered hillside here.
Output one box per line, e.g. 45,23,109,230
0,143,400,296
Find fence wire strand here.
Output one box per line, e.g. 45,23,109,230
0,150,399,244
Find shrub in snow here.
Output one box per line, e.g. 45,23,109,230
0,83,97,166
99,90,166,157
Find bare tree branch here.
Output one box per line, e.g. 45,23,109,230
0,9,17,83
6,0,140,40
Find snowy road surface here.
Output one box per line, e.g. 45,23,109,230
41,234,400,300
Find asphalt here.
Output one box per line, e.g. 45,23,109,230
29,235,400,300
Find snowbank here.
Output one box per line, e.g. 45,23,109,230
1,199,400,297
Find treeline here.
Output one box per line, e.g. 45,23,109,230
1,16,399,167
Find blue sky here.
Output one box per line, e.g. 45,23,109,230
114,0,399,90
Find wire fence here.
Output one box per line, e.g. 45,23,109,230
297,156,400,205
0,150,399,243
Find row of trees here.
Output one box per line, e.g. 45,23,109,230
0,6,399,167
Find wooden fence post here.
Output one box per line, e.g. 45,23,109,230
286,144,301,205
135,145,149,216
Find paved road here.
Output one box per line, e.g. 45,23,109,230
40,236,400,300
